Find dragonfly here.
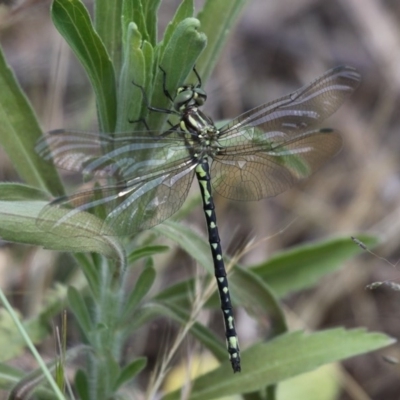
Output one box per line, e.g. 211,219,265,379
36,65,361,373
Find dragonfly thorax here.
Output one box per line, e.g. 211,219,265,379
179,108,221,160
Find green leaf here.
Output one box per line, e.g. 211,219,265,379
153,279,193,307
51,0,117,132
67,286,92,335
159,17,206,80
128,245,169,264
196,0,248,82
122,0,149,44
142,40,155,92
114,357,147,390
95,0,123,75
154,220,213,273
164,328,395,400
75,369,90,400
122,265,156,320
251,235,379,298
0,183,48,201
277,364,340,400
0,47,64,196
143,0,162,46
0,201,121,258
162,0,194,47
116,23,147,132
231,266,287,337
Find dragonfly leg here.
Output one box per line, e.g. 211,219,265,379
158,65,174,102
131,78,177,115
128,116,150,131
192,66,202,88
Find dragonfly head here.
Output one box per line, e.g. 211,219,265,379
174,85,207,112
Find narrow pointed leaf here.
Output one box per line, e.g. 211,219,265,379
75,369,90,400
0,201,119,258
196,0,247,82
114,358,147,390
116,23,146,133
251,235,379,298
164,328,394,400
68,286,92,334
143,0,161,46
122,0,149,44
51,0,117,132
154,221,213,274
95,0,123,74
231,266,287,336
0,183,48,201
128,245,169,264
0,47,63,195
162,0,194,49
122,265,156,320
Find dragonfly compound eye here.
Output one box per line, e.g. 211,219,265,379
193,87,207,106
174,89,194,111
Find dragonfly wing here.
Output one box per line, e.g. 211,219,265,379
219,65,360,137
104,158,196,234
37,157,196,237
212,128,342,200
36,129,187,179
37,129,195,237
211,66,359,201
36,130,114,176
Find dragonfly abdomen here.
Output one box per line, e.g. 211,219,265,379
195,158,241,373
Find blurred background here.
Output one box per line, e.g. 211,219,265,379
1,0,400,398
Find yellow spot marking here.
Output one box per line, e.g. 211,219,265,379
218,277,224,283
210,221,216,229
195,164,207,178
223,287,229,294
188,115,197,127
227,316,234,330
217,254,222,260
229,336,239,349
199,180,210,203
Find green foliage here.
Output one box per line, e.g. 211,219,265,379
0,0,393,399
0,50,64,196
164,329,394,400
51,0,118,133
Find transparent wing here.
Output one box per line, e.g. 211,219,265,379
36,130,196,236
36,129,187,179
212,66,360,200
219,65,360,137
212,128,341,200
